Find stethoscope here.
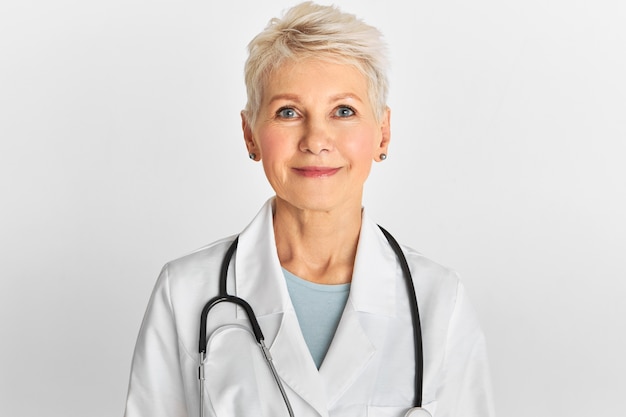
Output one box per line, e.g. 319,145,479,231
198,226,431,417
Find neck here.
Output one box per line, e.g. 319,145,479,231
273,197,362,284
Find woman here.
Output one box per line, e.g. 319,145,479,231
124,2,495,416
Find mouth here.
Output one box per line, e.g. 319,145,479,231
293,166,341,178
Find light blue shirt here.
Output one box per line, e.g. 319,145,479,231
283,268,351,369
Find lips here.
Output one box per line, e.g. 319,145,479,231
293,166,341,178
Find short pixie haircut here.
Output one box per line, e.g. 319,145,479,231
243,1,389,127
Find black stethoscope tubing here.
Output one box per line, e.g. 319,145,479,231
378,226,424,408
199,226,425,413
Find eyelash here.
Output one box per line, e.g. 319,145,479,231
275,105,357,119
276,107,298,119
335,105,356,117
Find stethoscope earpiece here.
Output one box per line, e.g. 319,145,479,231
404,407,432,417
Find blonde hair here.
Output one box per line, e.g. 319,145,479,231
243,1,389,127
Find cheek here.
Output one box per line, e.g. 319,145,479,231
255,127,293,182
256,127,286,159
342,127,379,163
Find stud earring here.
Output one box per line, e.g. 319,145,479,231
249,153,256,160
379,153,387,161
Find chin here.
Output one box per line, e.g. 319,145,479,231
275,192,361,214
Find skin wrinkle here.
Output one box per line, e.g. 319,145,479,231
241,58,390,285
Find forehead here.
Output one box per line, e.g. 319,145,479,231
262,58,369,105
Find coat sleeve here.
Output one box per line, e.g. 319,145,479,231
124,264,189,417
435,281,496,417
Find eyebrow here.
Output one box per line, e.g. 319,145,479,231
268,94,301,105
268,93,364,105
330,93,363,103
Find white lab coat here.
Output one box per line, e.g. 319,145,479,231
124,199,495,417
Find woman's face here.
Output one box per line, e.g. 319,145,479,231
242,59,390,213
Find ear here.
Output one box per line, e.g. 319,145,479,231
374,107,391,161
241,111,260,161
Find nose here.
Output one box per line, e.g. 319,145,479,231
299,117,333,155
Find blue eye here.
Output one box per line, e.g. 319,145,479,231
277,107,297,118
335,106,355,117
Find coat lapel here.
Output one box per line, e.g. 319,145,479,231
320,211,399,407
234,199,329,416
269,312,330,417
318,302,375,406
232,199,400,414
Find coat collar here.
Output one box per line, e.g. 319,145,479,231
235,198,291,317
235,198,399,317
233,197,401,414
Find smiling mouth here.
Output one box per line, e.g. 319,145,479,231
293,166,341,178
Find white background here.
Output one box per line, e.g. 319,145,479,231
1,1,624,416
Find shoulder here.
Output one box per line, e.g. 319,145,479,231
164,235,237,281
399,243,485,347
363,213,461,303
151,235,238,308
396,243,463,317
401,245,460,287
144,235,239,352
